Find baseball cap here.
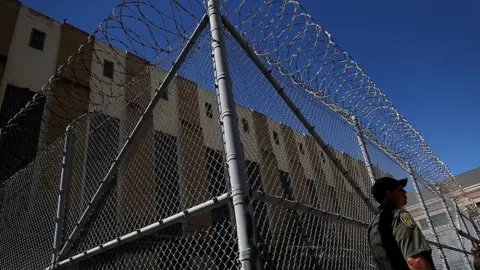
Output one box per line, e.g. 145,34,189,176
371,177,408,204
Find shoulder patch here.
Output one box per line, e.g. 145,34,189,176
399,211,416,228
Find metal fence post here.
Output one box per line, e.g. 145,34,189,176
407,163,450,270
51,125,74,267
207,1,260,269
352,116,376,185
437,186,473,269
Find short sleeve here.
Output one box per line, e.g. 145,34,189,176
392,209,431,259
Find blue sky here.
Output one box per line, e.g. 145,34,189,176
25,0,480,176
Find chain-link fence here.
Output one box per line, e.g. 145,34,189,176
0,0,478,269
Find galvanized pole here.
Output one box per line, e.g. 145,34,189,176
407,163,450,270
51,125,74,267
207,1,260,269
352,115,376,185
437,186,473,270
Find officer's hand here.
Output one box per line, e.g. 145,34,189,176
407,254,433,270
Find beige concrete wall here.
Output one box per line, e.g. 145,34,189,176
267,120,290,172
0,6,61,93
0,4,62,147
197,87,223,151
89,40,126,118
251,113,295,244
281,125,309,205
45,79,90,145
151,68,179,137
295,132,315,180
117,56,156,229
305,136,331,211
124,52,150,105
252,111,274,153
119,104,156,229
176,76,211,233
56,23,93,87
238,108,261,163
43,22,93,145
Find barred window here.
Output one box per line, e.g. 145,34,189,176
241,118,249,133
307,179,319,208
160,88,168,100
28,28,46,51
298,142,305,155
205,102,213,118
279,170,295,201
272,131,280,145
103,60,114,79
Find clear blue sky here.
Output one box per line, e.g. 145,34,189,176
24,0,480,176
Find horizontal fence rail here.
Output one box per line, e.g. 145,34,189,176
46,193,230,269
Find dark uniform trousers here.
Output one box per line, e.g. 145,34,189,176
368,206,436,270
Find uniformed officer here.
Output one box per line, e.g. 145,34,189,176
472,246,480,270
368,176,436,270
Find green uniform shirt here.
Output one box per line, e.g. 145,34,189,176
368,206,436,270
474,255,480,270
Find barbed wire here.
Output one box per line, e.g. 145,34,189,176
224,1,456,184
225,0,477,219
0,0,475,227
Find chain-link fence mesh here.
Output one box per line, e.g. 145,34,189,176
406,175,473,269
0,0,478,269
0,135,64,269
58,29,239,268
221,28,377,269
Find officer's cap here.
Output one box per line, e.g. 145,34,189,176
371,177,408,203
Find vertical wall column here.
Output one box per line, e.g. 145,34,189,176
207,1,260,269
